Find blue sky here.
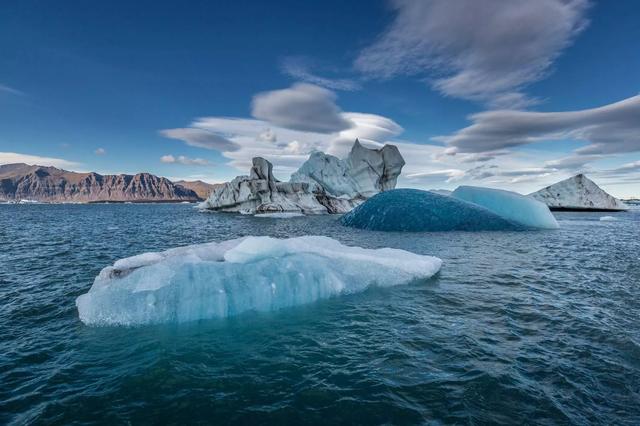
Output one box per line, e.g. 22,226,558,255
1,0,639,197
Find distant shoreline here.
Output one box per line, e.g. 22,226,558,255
1,200,200,205
548,206,629,212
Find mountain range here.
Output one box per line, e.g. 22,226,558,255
0,163,217,203
173,180,223,201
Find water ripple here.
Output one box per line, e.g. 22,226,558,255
0,204,639,424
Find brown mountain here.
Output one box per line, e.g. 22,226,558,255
0,163,200,203
174,180,222,200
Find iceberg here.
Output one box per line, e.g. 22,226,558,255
290,139,405,199
198,157,338,214
451,186,559,229
429,189,452,196
76,236,442,326
530,174,628,211
341,189,523,232
200,140,405,215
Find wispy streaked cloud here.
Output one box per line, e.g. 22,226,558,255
437,95,640,155
355,0,590,108
543,154,602,171
405,168,465,183
94,148,106,155
159,127,240,151
0,152,80,169
281,57,361,91
0,84,24,96
251,83,353,133
188,112,403,175
160,155,210,166
603,160,640,175
158,83,637,197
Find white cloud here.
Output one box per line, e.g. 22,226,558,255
393,141,601,193
327,112,404,156
543,154,602,171
157,84,637,197
0,152,80,169
188,112,404,177
160,154,210,166
160,127,240,151
338,113,403,143
405,168,466,182
160,112,636,196
94,147,106,155
456,151,509,163
438,95,640,155
355,0,590,107
159,83,573,193
281,57,361,91
251,83,353,133
166,85,403,175
258,128,277,143
601,160,640,176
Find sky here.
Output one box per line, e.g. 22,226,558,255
1,0,639,197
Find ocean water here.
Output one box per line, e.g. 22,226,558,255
1,204,639,425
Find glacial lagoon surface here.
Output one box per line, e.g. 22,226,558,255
1,203,639,425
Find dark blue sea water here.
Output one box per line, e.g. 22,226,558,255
1,204,639,425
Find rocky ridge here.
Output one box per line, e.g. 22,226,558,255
174,180,221,200
0,163,200,203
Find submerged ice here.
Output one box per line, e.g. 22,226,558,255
76,236,442,326
341,189,523,232
451,186,559,230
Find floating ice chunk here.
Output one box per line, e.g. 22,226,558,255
254,212,305,218
290,139,405,199
530,174,628,211
76,236,441,326
451,186,559,230
599,216,619,221
341,189,522,232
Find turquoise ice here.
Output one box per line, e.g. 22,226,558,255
76,236,442,326
341,189,523,232
451,186,559,229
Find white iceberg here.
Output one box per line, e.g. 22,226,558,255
290,139,405,199
452,186,559,230
76,236,442,326
198,157,335,215
200,140,405,215
530,174,628,211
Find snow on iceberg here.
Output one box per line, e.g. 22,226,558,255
341,189,523,232
530,174,628,211
76,236,442,326
451,186,559,230
290,139,405,199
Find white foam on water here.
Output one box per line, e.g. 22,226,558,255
254,212,305,218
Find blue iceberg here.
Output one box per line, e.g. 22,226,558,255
76,236,442,326
341,189,524,232
451,186,559,230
